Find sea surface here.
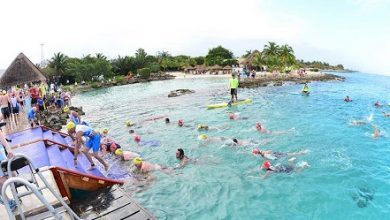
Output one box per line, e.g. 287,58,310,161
73,72,390,220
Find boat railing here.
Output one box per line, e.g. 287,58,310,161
1,153,81,220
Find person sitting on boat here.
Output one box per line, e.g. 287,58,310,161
27,107,38,127
302,83,310,94
66,121,109,171
374,101,382,107
261,158,310,179
0,126,17,211
229,74,239,102
344,96,352,102
252,148,309,160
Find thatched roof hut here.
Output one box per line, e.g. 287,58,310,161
240,50,261,65
223,65,232,70
208,65,223,70
0,53,46,88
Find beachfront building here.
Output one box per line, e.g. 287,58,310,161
0,53,46,89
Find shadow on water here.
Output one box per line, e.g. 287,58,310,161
70,187,115,215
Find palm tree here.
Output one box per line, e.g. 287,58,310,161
243,50,252,58
95,53,107,60
262,42,280,71
49,52,68,78
279,44,296,68
252,51,264,70
135,48,147,68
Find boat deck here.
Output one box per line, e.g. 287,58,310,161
72,185,155,220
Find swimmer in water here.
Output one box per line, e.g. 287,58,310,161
132,157,171,175
165,118,170,124
175,148,190,169
302,83,310,94
129,130,141,143
344,96,352,102
372,125,380,139
374,101,382,107
229,138,259,147
197,124,209,131
178,119,184,127
255,122,270,133
252,148,309,160
114,148,140,161
228,112,248,120
350,119,367,126
382,112,390,117
198,134,228,146
261,158,310,179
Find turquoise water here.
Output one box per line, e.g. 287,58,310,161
73,73,390,219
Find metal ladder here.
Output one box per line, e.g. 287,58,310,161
1,153,81,220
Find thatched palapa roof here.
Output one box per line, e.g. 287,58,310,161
223,65,232,70
0,53,46,88
208,65,223,70
240,50,261,65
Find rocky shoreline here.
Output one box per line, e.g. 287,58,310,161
238,73,345,88
64,72,176,94
37,106,85,130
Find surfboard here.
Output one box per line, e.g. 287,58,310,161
207,99,252,109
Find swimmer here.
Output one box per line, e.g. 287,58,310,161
372,125,380,139
261,158,310,179
374,101,382,107
252,148,309,160
114,148,140,161
229,138,259,147
198,134,228,146
175,148,190,169
349,119,367,126
344,96,352,102
129,130,141,143
132,157,171,175
255,122,269,133
165,118,170,124
197,124,209,131
178,119,184,127
228,112,248,120
382,112,390,117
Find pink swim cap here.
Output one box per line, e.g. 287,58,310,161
262,161,271,169
252,149,260,155
178,119,184,127
110,143,117,152
134,135,141,142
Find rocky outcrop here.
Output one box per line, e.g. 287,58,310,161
168,89,195,97
37,106,85,130
239,73,345,88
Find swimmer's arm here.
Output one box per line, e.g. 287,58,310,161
261,171,272,179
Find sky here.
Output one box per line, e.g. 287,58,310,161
0,0,389,74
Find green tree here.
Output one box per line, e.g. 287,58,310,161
279,44,296,70
111,56,136,75
135,48,148,69
205,46,233,66
262,42,280,71
48,52,68,80
194,56,205,65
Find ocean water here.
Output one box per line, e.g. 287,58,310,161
73,72,390,220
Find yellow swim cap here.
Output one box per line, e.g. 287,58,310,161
103,128,108,134
115,149,123,156
126,120,133,127
133,157,142,165
63,106,70,113
197,124,202,129
66,121,75,130
198,134,208,140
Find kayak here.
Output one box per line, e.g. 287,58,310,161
207,99,252,109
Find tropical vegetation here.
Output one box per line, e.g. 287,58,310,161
42,43,344,84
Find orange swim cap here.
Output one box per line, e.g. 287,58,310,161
262,161,271,169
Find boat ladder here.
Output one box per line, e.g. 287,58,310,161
0,153,81,220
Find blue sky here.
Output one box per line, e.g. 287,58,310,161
0,0,389,74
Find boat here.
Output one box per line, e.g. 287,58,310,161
207,99,252,109
0,126,155,219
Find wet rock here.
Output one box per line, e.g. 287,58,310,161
168,89,195,98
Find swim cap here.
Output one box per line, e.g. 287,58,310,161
133,157,142,165
63,106,70,113
134,135,141,142
126,120,133,127
252,149,261,155
115,149,123,156
262,161,271,169
103,128,108,134
229,113,235,120
198,134,208,140
66,121,75,130
197,124,202,129
178,119,184,126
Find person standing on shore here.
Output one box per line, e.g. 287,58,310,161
229,74,239,102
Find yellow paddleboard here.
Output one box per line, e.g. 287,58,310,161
207,99,252,109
